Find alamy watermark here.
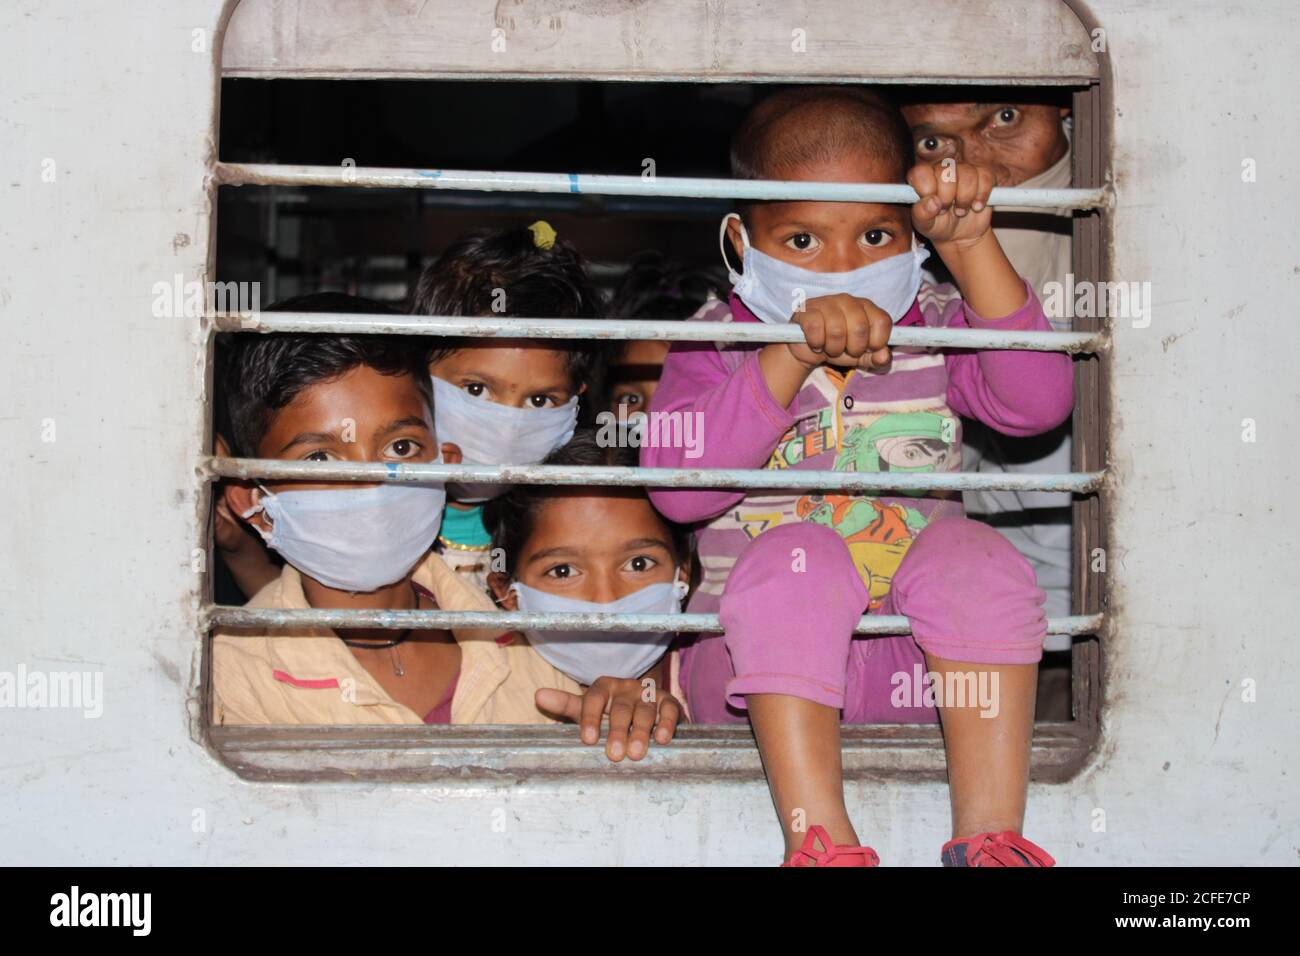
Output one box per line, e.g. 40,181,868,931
50,886,150,936
891,664,1000,718
1042,274,1152,328
0,665,102,718
595,406,704,460
151,274,261,318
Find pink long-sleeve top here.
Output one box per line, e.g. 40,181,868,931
642,279,1073,611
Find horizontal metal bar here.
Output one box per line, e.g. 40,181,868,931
205,457,1104,494
216,162,1108,210
214,312,1103,354
223,187,734,216
205,605,1103,637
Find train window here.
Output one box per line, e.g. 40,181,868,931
203,0,1108,782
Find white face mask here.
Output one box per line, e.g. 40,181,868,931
243,481,446,593
431,375,578,502
510,577,688,687
720,213,929,324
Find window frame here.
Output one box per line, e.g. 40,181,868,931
202,0,1111,784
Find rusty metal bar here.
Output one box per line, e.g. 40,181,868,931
205,604,1104,637
215,161,1109,209
213,311,1104,354
204,457,1106,494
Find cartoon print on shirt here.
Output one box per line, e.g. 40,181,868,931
793,494,929,603
735,510,785,540
807,411,956,600
743,405,961,606
766,407,837,470
796,494,927,542
834,411,958,474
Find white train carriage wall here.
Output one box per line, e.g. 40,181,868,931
1,0,1296,866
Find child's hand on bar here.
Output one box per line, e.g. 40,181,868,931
536,677,682,762
789,293,893,371
908,160,996,248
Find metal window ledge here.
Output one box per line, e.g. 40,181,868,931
210,721,1094,785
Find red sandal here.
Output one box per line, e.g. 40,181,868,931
781,826,880,867
941,831,1055,867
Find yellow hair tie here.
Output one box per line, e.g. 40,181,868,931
528,220,557,251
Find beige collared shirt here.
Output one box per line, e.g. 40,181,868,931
212,553,581,725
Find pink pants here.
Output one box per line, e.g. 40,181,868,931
680,518,1047,724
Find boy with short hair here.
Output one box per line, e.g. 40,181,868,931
645,86,1071,865
212,307,581,724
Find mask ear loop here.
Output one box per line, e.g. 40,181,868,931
718,213,746,281
671,568,690,603
239,483,273,520
908,231,933,270
239,484,276,542
483,569,516,610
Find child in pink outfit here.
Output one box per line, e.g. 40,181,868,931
641,87,1071,867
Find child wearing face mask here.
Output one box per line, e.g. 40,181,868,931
211,313,582,725
410,222,606,594
484,430,691,762
643,87,1073,866
212,293,393,603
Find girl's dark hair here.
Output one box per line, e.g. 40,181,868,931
608,252,728,321
220,293,429,457
410,224,605,389
484,429,690,578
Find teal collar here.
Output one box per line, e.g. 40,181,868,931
440,503,492,549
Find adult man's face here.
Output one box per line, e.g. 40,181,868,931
900,102,1070,187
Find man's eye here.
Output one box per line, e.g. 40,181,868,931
304,450,336,462
863,229,890,248
545,564,574,579
464,382,487,398
995,107,1019,125
385,438,422,459
917,135,961,160
528,394,554,409
786,233,817,252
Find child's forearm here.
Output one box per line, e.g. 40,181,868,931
644,348,798,524
757,343,816,408
935,232,1028,320
648,350,798,472
945,288,1074,436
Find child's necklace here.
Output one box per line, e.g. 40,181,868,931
340,583,421,676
